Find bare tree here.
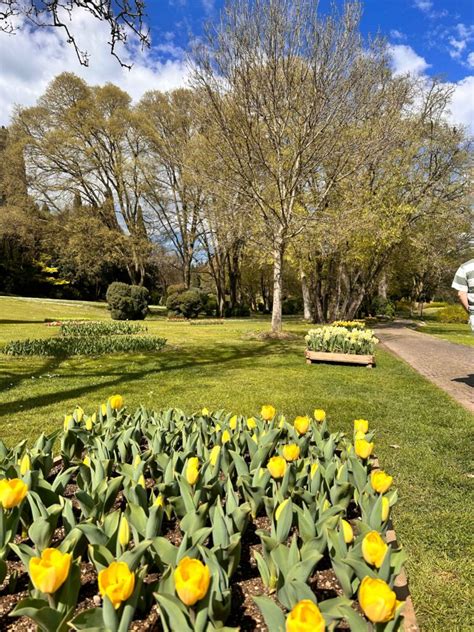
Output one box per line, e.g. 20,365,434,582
192,0,408,332
0,0,149,66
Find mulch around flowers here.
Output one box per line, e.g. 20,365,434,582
0,482,363,631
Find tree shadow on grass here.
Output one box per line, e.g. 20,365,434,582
0,339,294,418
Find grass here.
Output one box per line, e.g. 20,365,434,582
1,296,473,630
416,321,474,347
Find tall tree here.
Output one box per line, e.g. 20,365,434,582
192,0,408,332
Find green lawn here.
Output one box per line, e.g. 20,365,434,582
1,296,473,631
416,321,474,347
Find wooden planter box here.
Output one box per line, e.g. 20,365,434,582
305,349,375,368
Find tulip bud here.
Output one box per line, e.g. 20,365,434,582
381,496,390,522
229,415,238,430
0,478,28,509
275,498,290,521
82,455,91,468
185,457,200,486
310,462,319,479
222,430,231,444
75,406,84,422
63,414,73,432
108,394,124,410
246,417,257,430
282,444,300,462
370,470,393,494
133,454,142,468
19,454,31,476
118,515,130,548
286,599,325,632
209,445,221,467
294,416,310,435
154,494,165,507
85,417,93,431
260,405,276,421
362,531,388,568
201,407,209,416
341,519,354,543
313,409,326,422
137,474,146,488
100,403,107,416
355,439,374,459
354,419,369,434
358,576,399,623
174,557,210,606
267,456,287,479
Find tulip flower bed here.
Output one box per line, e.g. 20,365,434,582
0,400,407,631
305,326,379,368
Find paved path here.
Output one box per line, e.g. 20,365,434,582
375,321,474,413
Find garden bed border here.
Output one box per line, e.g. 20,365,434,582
305,349,376,368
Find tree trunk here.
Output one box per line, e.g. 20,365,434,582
271,240,285,333
378,271,388,300
300,268,312,321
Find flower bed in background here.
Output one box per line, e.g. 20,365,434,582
331,320,366,330
59,321,147,337
0,401,407,631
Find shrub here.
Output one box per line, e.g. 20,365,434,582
2,335,166,356
224,303,251,318
282,297,303,315
370,297,395,319
106,282,149,320
60,321,147,336
0,403,405,631
306,325,378,355
434,304,469,323
166,287,217,318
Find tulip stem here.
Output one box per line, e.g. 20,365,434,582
47,594,56,609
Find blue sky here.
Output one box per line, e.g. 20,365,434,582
0,0,473,130
148,0,474,82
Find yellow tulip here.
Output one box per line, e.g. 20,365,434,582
294,416,310,435
381,496,390,522
260,405,276,421
355,439,374,459
154,494,165,507
91,412,97,423
286,599,325,632
100,403,107,416
310,462,319,479
246,417,257,430
322,499,331,512
75,406,84,422
83,455,91,468
137,474,146,488
341,519,354,544
214,423,221,433
354,419,369,434
19,454,31,476
201,407,209,416
0,478,28,509
98,561,135,609
108,395,124,410
133,454,142,468
29,548,72,594
275,498,290,521
267,456,287,479
209,445,221,467
354,430,366,441
221,430,231,444
371,470,393,494
85,417,93,431
251,433,258,444
186,457,200,486
174,557,211,606
229,415,238,430
282,444,300,462
358,576,398,623
118,515,130,548
63,414,73,432
313,409,326,422
362,531,388,568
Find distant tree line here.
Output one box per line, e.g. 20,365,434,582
0,0,471,330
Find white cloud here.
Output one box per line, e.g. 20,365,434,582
0,10,190,126
390,30,406,41
388,44,431,76
448,76,474,134
412,0,433,13
467,52,474,68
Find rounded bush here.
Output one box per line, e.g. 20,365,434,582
106,282,149,320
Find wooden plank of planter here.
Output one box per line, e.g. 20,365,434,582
305,349,375,367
